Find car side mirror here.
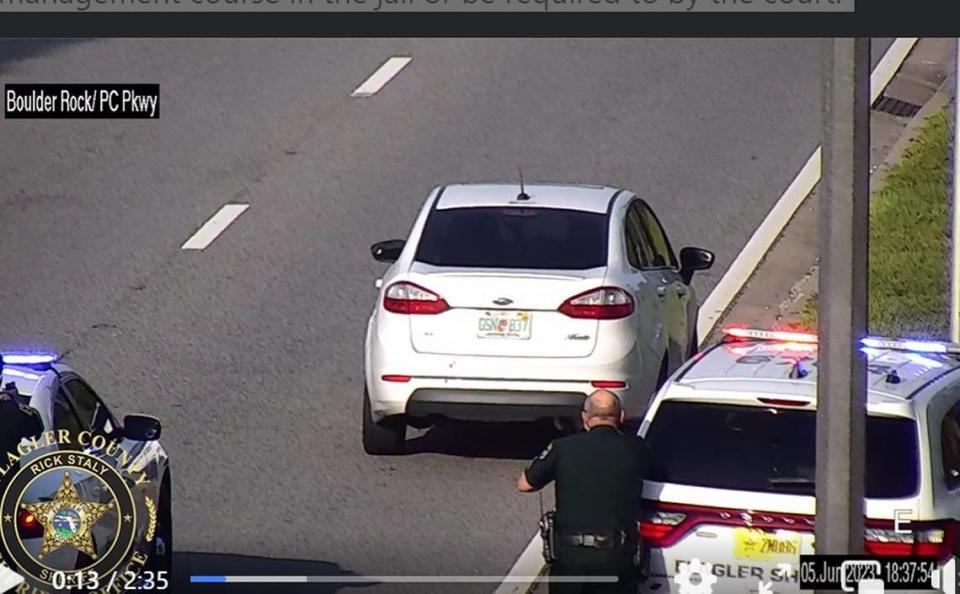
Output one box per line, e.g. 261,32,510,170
123,415,162,441
679,247,714,284
371,239,405,263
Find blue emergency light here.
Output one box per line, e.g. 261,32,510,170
0,351,60,368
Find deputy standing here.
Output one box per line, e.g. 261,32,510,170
517,390,652,594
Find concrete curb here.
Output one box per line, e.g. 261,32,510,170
718,37,952,336
779,79,951,327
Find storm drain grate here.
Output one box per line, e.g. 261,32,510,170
872,95,922,117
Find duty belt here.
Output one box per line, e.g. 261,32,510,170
559,531,627,549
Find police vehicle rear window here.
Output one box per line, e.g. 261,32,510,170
414,207,609,270
643,401,919,499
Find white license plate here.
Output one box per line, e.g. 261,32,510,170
477,311,532,339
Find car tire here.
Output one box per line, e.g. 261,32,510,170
362,386,406,455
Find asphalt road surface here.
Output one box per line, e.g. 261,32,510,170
0,38,893,592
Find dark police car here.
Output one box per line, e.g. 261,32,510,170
0,351,172,588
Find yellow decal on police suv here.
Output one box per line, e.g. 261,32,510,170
733,527,801,561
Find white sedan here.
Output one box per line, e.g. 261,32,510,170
362,182,714,454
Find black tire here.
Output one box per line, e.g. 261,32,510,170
362,387,406,455
149,472,172,577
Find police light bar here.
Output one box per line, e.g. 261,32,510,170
722,328,819,344
0,352,59,366
721,327,960,355
860,337,960,354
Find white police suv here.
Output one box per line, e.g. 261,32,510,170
637,328,960,594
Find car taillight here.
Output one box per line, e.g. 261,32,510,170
558,287,634,320
638,509,688,547
865,520,956,562
383,282,449,315
18,509,43,539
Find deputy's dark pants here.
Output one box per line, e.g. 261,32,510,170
548,544,638,594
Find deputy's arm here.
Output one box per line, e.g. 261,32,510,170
517,440,558,493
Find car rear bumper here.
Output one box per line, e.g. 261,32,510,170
405,388,585,422
364,313,653,422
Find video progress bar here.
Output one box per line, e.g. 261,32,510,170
191,575,619,584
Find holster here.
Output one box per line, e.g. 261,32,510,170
539,511,558,563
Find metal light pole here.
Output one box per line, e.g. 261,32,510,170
951,38,960,343
815,37,870,581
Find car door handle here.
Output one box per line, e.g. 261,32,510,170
676,285,687,297
656,286,667,298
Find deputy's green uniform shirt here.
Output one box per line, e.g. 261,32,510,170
524,425,652,540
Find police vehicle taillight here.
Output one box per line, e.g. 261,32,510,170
638,508,688,547
639,500,956,561
864,520,956,562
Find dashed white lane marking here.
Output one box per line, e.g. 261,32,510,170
181,204,250,251
497,36,921,594
351,56,413,98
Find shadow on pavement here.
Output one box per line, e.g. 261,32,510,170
405,420,565,460
173,551,376,594
0,39,94,72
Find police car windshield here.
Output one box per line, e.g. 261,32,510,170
414,207,609,270
644,401,918,498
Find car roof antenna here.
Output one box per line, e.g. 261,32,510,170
517,167,530,201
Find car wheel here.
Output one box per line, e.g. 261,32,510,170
149,472,172,576
362,386,406,455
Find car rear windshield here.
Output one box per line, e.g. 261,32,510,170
414,206,609,270
643,401,919,499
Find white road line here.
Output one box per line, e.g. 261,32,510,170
350,56,413,98
180,204,250,251
493,532,547,594
696,148,821,340
871,38,919,105
696,37,919,342
495,37,920,594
